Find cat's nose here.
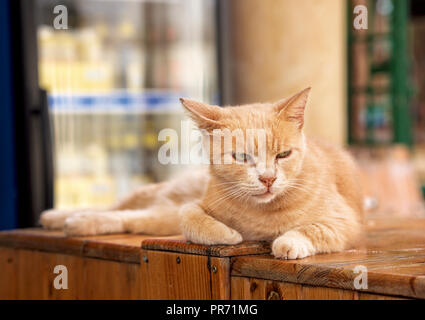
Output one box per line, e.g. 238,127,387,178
258,176,276,188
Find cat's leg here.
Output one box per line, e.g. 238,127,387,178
272,198,363,259
122,206,181,236
63,206,181,236
113,168,208,211
272,229,316,260
40,208,103,230
179,202,243,245
64,210,125,236
272,216,362,260
41,168,207,232
39,184,162,231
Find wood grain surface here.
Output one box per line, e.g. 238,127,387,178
141,238,271,257
0,247,142,299
230,277,406,300
140,250,212,299
230,217,425,299
0,228,174,263
1,217,425,299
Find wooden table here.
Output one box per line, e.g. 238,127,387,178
1,217,425,300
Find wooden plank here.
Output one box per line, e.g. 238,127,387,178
231,277,303,300
12,249,77,299
0,228,155,263
301,285,356,300
370,263,425,276
2,218,425,299
231,277,356,300
231,277,267,300
231,255,425,299
82,235,147,263
78,257,141,299
329,255,425,272
140,250,212,299
263,280,302,300
210,257,231,299
0,229,85,256
0,247,18,299
366,230,425,251
1,229,257,263
39,251,81,299
230,277,406,300
141,239,271,257
0,248,142,300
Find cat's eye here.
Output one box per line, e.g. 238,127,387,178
276,150,292,159
232,152,252,163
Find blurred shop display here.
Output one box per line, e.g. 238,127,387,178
411,1,425,145
352,145,425,217
348,0,425,209
35,0,219,208
348,0,412,146
347,0,425,216
411,1,425,197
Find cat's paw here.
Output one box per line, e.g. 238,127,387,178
185,226,243,246
40,209,76,230
272,231,315,260
212,226,243,245
64,212,124,236
179,203,243,246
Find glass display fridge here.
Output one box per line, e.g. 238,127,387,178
5,0,220,228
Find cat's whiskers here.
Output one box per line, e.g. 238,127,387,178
207,187,246,210
289,180,328,192
207,184,256,213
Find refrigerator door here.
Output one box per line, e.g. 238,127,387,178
9,0,54,227
33,0,219,211
0,0,18,230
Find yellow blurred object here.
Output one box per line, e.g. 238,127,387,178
118,21,136,39
142,132,159,149
38,26,115,92
39,61,114,92
55,175,117,209
123,134,138,149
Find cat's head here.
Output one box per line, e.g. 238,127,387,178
180,87,310,205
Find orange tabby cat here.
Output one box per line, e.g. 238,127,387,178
41,88,364,259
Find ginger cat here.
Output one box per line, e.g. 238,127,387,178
41,88,364,259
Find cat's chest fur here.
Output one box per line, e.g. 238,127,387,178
206,201,306,241
203,175,328,241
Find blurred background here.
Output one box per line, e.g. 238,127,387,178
0,0,424,230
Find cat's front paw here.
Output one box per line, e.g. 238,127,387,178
193,226,243,246
40,209,76,230
64,212,124,236
272,231,315,260
179,203,243,246
182,219,243,246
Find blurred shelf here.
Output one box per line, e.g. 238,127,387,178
48,90,187,114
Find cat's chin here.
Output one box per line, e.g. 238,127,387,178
253,191,276,203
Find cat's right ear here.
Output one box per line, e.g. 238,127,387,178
274,87,311,129
180,98,223,130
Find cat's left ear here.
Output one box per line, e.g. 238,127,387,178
180,98,223,130
274,87,311,129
